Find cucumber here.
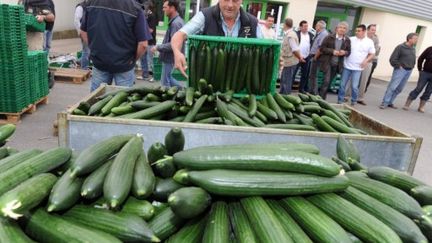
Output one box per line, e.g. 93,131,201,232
47,169,84,212
183,95,208,122
240,197,293,243
196,117,224,124
303,104,322,113
322,116,359,134
252,48,260,93
348,233,364,243
312,114,337,132
167,86,178,97
225,49,236,91
130,100,161,110
332,156,352,171
72,108,86,115
283,94,302,105
423,205,432,216
81,158,113,200
152,201,169,215
266,200,313,243
416,218,432,242
152,156,176,178
231,49,241,92
323,109,345,124
63,205,159,242
121,197,154,221
228,202,258,243
196,46,206,82
367,166,425,192
245,48,254,93
295,104,305,113
77,101,91,114
153,178,184,201
198,79,208,94
189,46,197,88
264,124,316,131
111,104,135,115
216,99,245,125
0,173,57,219
101,91,128,115
227,103,265,127
267,93,286,122
148,142,168,164
274,93,295,110
185,87,195,106
104,135,143,209
165,127,185,155
119,100,176,119
340,186,427,243
214,48,226,90
194,110,218,121
0,147,8,160
0,147,71,195
166,216,207,243
149,207,185,241
25,209,121,243
346,171,425,220
337,135,361,162
0,149,42,173
179,143,320,155
0,217,35,243
317,99,353,127
174,169,348,196
411,185,432,206
173,146,339,176
144,93,161,102
298,93,310,102
70,134,133,177
236,47,249,92
89,95,113,115
132,150,156,199
257,102,278,120
248,94,257,117
264,47,274,93
309,193,402,243
202,201,230,243
168,187,211,219
259,48,268,94
281,197,352,243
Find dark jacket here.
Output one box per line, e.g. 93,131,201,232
24,0,55,31
296,31,314,49
146,10,157,46
202,4,257,38
390,43,416,69
318,34,351,73
157,15,184,64
418,46,432,73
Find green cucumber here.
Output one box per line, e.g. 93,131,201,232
101,91,128,115
148,142,168,164
111,104,135,115
281,197,352,243
267,93,286,122
264,124,316,131
424,206,432,216
283,94,302,105
257,102,278,120
189,46,197,88
81,158,113,200
196,117,224,124
174,169,348,196
183,95,208,122
241,197,293,243
165,127,185,155
340,186,427,243
130,101,161,110
70,134,133,177
63,205,159,242
266,200,312,243
225,48,236,91
167,86,178,97
72,108,86,115
0,149,42,173
89,95,113,115
303,104,322,113
323,109,345,124
322,116,359,134
25,209,121,243
185,87,195,106
411,185,432,205
367,166,425,192
104,135,143,209
0,173,57,219
47,169,83,212
77,101,91,114
248,94,257,117
152,201,169,215
149,207,185,241
179,143,320,155
337,135,361,162
227,103,265,127
121,197,155,221
312,114,337,132
166,216,207,243
132,150,156,199
245,48,254,93
153,178,184,202
264,47,274,93
173,146,339,176
259,48,268,94
202,201,230,243
252,48,260,93
346,171,425,220
0,217,34,243
168,187,211,219
298,93,310,102
317,99,353,127
332,156,352,171
196,46,206,82
152,156,176,178
231,49,241,92
216,99,246,126
144,93,161,102
309,193,402,243
0,147,71,195
214,48,226,90
228,202,258,243
119,100,176,119
194,110,218,121
274,93,295,110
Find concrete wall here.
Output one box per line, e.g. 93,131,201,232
360,8,432,81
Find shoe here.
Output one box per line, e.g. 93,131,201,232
147,77,154,82
379,104,386,109
403,98,413,110
136,75,143,80
357,100,367,105
418,100,427,113
388,104,398,109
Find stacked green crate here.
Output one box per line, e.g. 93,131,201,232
26,51,39,103
36,51,49,99
0,4,30,113
24,13,45,32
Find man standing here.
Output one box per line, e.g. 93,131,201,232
74,1,90,69
380,33,418,109
403,46,432,113
365,24,381,92
151,0,184,88
318,21,351,100
22,0,55,51
280,18,304,94
43,0,55,54
171,0,263,77
81,0,152,92
337,25,375,106
308,20,328,95
138,1,157,82
261,15,275,39
294,20,314,93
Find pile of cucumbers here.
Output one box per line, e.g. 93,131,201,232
188,42,275,94
0,123,15,147
1,128,431,242
73,85,365,135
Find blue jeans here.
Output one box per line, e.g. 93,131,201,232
161,62,181,88
81,39,90,70
338,68,362,103
280,65,296,94
140,45,154,77
91,67,135,92
43,30,53,53
382,68,412,106
409,71,432,101
293,56,311,93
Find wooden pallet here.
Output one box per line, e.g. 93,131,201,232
52,68,91,84
0,96,49,124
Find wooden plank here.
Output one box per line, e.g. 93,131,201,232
0,96,49,124
53,68,91,84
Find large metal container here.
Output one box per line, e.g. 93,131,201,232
58,85,422,174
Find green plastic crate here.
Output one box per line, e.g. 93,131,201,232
24,14,45,32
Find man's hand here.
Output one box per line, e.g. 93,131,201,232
339,50,347,56
36,15,45,23
151,46,157,54
174,51,188,78
333,50,339,56
299,57,306,63
360,60,368,69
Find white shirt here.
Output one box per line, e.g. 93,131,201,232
74,5,83,35
299,32,310,58
261,25,275,39
344,36,375,71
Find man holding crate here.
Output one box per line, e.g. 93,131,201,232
171,0,263,78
